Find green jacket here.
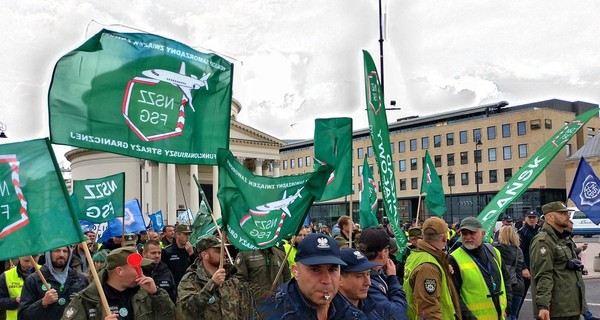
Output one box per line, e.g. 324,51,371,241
61,269,175,320
530,222,585,317
235,248,290,291
176,261,258,320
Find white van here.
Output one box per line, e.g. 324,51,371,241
569,207,600,237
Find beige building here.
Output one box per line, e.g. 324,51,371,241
66,99,284,225
280,99,600,226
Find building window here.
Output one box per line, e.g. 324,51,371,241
475,171,483,185
504,168,512,182
352,166,355,176
460,151,468,165
399,141,406,153
422,137,429,149
459,131,468,144
369,165,374,174
410,158,417,170
518,144,527,158
517,121,527,136
488,148,497,162
489,170,497,183
473,128,482,142
588,127,595,132
411,177,418,190
367,146,374,158
283,160,288,170
461,172,469,186
566,144,572,157
306,157,311,167
399,179,406,190
390,143,395,154
410,139,417,151
503,146,512,160
474,149,482,163
448,173,456,187
502,124,511,138
291,159,296,169
434,135,441,148
446,133,454,146
545,119,552,129
358,165,363,176
399,160,406,172
357,148,364,159
588,134,595,139
298,157,303,168
487,126,496,140
530,119,541,130
447,153,455,166
434,155,442,167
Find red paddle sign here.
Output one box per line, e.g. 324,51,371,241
127,252,143,277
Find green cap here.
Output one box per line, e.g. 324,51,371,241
196,236,229,253
106,247,153,270
175,224,192,233
459,217,483,232
407,227,422,237
542,201,570,215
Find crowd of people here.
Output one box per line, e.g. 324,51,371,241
0,200,595,319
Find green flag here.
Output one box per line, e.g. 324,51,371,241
363,50,408,259
359,157,379,228
477,108,600,236
70,172,125,223
217,149,333,250
49,29,233,165
314,118,353,201
0,138,85,260
420,150,446,217
190,199,215,245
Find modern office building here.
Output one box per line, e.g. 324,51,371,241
280,99,600,227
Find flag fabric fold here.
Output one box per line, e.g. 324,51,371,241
97,198,147,242
568,157,600,225
0,138,85,260
70,172,125,223
362,50,408,259
314,118,353,201
359,157,379,228
49,29,233,165
148,210,164,232
420,150,446,217
217,149,333,250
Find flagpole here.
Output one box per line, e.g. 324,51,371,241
347,196,353,248
81,243,112,317
29,256,49,289
270,235,296,293
415,193,423,226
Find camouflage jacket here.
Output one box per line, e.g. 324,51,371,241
176,261,258,320
61,269,175,320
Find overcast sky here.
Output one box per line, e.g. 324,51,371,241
2,1,600,165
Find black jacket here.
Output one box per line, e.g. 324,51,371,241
161,245,196,285
518,223,540,269
142,261,177,303
18,265,88,320
0,263,32,314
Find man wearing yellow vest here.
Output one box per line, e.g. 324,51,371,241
449,217,512,320
283,227,311,273
404,217,461,320
0,256,39,320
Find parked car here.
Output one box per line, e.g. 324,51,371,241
569,207,600,237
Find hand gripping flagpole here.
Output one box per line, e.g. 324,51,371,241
29,256,49,290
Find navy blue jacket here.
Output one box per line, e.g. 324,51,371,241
518,223,540,269
367,269,408,319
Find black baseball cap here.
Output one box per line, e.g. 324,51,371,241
358,227,390,252
525,210,539,217
294,233,346,266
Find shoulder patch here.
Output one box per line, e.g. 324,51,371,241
64,306,78,319
539,246,548,256
424,278,437,294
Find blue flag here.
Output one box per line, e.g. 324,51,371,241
568,158,600,225
148,210,164,232
98,198,147,242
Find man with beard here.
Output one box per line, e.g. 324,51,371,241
161,224,196,285
449,217,511,320
530,201,586,320
142,240,177,303
177,237,257,320
18,247,88,320
255,233,347,319
331,248,380,318
283,227,311,272
0,256,39,320
62,247,175,320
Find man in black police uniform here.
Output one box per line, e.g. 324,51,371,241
161,224,196,285
142,240,177,303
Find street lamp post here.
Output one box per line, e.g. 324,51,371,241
475,134,483,214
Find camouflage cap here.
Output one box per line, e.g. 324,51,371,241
542,201,570,215
123,233,136,245
107,247,152,270
175,224,192,233
196,236,228,253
